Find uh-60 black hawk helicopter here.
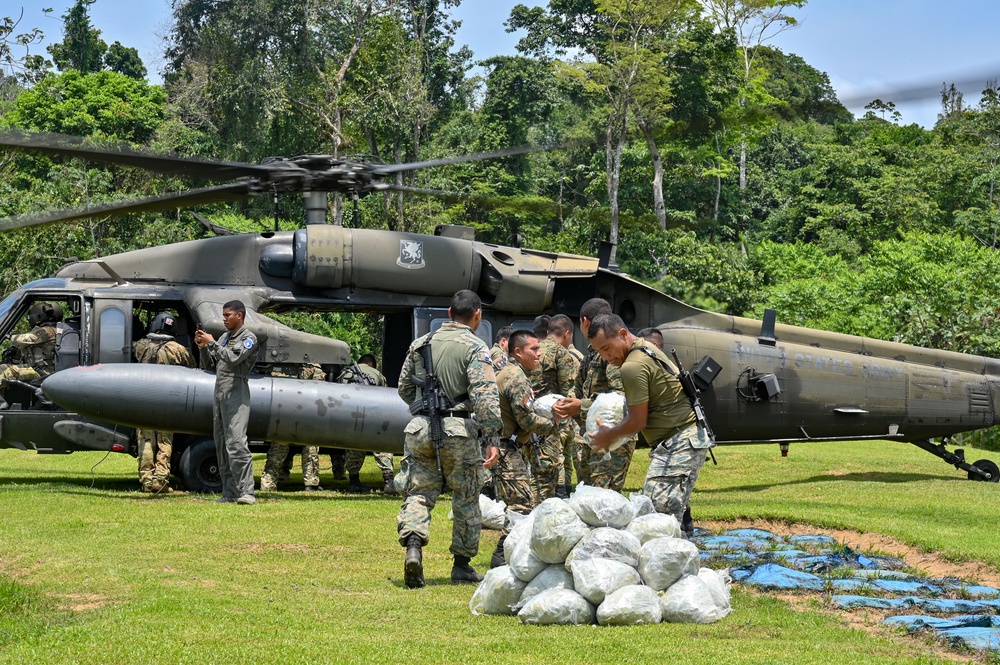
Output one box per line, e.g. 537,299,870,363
0,127,996,493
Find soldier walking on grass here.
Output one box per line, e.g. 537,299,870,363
395,290,501,589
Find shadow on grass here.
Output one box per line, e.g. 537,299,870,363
0,475,137,492
702,471,963,493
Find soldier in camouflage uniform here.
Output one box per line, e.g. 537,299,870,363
527,314,578,501
196,300,259,506
0,302,61,398
132,312,196,493
554,298,637,492
337,354,396,494
586,314,712,528
259,363,326,492
489,326,512,371
396,290,501,589
562,342,586,494
491,330,561,567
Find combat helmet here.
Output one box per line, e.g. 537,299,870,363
150,311,177,335
28,302,63,327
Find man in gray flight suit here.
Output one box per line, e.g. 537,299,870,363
195,300,259,505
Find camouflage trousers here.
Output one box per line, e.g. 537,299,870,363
260,442,319,490
492,439,535,536
558,422,580,488
0,364,40,384
643,425,711,523
396,416,485,558
590,435,637,492
345,450,394,476
528,431,563,503
137,429,172,490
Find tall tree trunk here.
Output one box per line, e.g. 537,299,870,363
394,143,404,230
605,111,626,267
638,116,666,230
739,140,748,191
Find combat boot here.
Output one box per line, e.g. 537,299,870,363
555,484,571,499
489,535,507,569
682,505,695,538
382,470,398,495
347,473,372,494
451,556,483,584
404,535,424,589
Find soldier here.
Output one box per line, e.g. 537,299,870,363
338,354,396,494
554,298,636,492
638,327,664,351
489,326,513,371
0,302,61,402
195,300,258,505
396,289,501,589
527,313,578,501
586,314,712,528
563,341,586,494
259,363,326,492
491,330,560,567
132,311,196,494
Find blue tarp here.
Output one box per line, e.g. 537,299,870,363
699,528,1000,654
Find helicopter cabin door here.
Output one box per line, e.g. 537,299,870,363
93,300,132,364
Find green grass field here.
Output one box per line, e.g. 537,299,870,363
0,440,997,665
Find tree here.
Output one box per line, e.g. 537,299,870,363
104,41,146,79
47,0,107,74
1,9,45,79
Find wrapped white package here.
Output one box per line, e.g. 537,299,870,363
638,537,700,591
509,536,548,583
518,588,595,626
626,513,682,544
450,494,507,530
571,557,641,606
585,393,629,452
596,585,663,625
660,574,730,624
567,484,635,528
469,566,528,616
629,492,655,518
565,527,642,571
530,498,590,564
698,567,732,610
531,394,564,419
504,511,535,563
517,564,575,607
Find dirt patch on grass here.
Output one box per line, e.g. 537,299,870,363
702,518,1000,588
50,592,108,612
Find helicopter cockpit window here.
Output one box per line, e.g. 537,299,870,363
97,307,128,364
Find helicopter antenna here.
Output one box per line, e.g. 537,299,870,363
272,186,280,232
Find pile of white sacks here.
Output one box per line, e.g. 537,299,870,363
470,484,732,625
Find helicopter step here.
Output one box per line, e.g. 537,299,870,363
910,438,999,482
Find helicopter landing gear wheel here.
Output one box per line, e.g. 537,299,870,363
178,438,223,493
968,459,999,482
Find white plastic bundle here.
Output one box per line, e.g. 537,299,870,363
596,585,663,626
469,566,528,616
531,394,564,419
638,537,700,591
571,557,641,606
585,393,629,452
451,495,507,530
629,492,655,518
626,513,682,544
530,498,590,564
698,567,732,610
518,588,595,626
509,537,548,583
518,564,575,607
568,484,636,528
660,575,730,624
504,511,535,563
565,527,642,571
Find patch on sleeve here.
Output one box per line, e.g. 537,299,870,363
243,337,255,350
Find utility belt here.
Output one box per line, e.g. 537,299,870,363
414,409,472,419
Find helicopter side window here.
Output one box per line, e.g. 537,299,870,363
97,307,128,364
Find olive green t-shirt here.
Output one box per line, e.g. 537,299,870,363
620,338,695,444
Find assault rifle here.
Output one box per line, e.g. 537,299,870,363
670,348,716,445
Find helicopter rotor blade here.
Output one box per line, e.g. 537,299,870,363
0,128,273,181
371,138,592,176
384,184,570,216
0,182,257,231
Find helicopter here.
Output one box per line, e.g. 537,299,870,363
0,127,996,493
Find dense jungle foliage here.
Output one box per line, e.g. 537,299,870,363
4,1,1000,449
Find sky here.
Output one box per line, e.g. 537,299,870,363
11,0,1000,128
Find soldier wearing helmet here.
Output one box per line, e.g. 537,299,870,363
132,311,196,493
0,302,63,394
